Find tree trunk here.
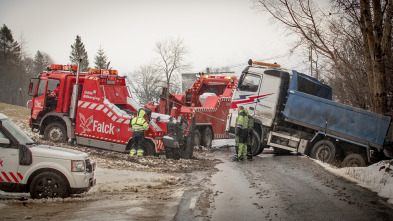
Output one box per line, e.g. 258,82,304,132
360,0,388,114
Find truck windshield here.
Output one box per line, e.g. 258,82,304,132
2,119,35,145
238,73,260,92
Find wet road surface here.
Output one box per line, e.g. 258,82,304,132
176,148,393,221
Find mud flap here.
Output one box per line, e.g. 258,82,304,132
164,116,195,159
180,116,195,159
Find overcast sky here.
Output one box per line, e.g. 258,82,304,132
0,0,306,75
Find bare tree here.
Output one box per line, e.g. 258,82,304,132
154,37,190,114
254,0,393,114
333,0,393,113
127,65,163,105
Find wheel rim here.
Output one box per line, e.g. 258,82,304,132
316,145,331,162
345,158,362,167
345,158,364,167
49,127,63,142
36,177,61,198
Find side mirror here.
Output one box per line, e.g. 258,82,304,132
28,78,39,96
28,82,34,95
0,137,10,145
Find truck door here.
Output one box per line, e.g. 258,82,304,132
254,72,282,127
0,129,21,184
30,78,48,120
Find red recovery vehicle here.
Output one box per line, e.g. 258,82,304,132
27,64,188,157
146,74,238,148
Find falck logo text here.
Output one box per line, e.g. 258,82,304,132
79,113,115,135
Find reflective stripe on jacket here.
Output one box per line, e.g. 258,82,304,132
236,109,248,130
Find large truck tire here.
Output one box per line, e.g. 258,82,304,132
310,140,336,163
143,140,157,156
194,129,201,147
202,127,213,148
249,129,261,156
44,122,67,143
30,171,69,199
342,153,367,167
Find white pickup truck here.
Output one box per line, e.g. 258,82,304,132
0,113,95,199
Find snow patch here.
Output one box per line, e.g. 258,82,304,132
314,159,393,204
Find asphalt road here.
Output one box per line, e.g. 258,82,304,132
176,149,393,221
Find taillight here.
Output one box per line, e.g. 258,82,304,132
154,131,163,139
116,78,125,84
183,113,193,120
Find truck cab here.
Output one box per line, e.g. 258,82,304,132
227,60,392,167
0,113,95,199
147,74,238,148
27,65,172,156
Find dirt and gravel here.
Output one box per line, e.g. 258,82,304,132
0,102,222,220
2,102,393,221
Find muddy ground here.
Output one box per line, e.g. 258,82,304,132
0,102,224,220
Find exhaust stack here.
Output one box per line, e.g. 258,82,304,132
69,59,82,120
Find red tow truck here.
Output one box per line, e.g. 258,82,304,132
27,64,184,156
146,74,238,147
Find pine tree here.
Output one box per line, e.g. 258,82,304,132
69,35,89,71
34,50,53,73
94,45,110,69
34,51,44,73
0,24,20,63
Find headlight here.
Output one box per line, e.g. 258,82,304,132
71,160,85,172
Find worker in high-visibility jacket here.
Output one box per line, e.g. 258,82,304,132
130,108,150,156
233,106,248,161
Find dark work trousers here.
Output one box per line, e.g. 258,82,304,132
131,131,144,151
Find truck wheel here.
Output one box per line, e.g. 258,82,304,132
310,140,336,163
30,171,69,199
342,153,367,167
202,127,213,148
143,140,157,156
194,129,201,147
44,122,67,143
249,129,261,156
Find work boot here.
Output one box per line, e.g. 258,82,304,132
232,155,238,162
137,149,144,156
238,156,244,161
130,149,136,156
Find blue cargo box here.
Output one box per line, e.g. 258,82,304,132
283,91,391,147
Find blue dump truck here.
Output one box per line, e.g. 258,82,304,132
226,60,393,167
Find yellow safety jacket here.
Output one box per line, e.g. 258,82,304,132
131,109,149,132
